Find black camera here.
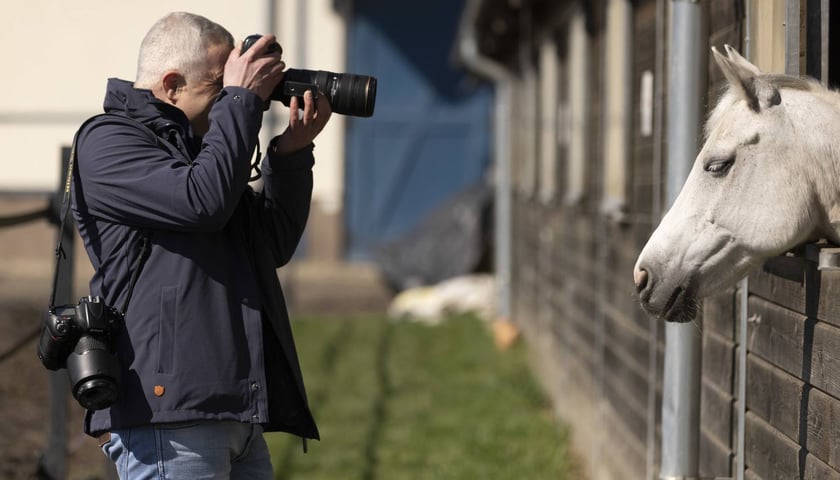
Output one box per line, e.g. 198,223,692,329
38,296,123,410
242,34,377,117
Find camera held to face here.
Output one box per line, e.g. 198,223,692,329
38,296,123,411
242,34,377,118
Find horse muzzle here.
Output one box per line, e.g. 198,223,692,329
633,263,698,323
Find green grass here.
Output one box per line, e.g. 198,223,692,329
265,314,579,480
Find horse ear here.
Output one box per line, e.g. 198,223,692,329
712,45,780,111
723,44,761,75
712,46,750,98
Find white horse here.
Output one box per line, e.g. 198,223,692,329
634,45,840,322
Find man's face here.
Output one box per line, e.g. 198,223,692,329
176,42,231,136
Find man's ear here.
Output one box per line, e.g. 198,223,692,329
161,72,185,103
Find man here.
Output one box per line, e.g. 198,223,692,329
71,12,331,478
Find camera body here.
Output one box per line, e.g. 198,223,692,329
242,34,377,117
38,296,123,410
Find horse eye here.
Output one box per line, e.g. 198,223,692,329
703,156,735,177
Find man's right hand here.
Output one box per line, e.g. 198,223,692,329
224,34,285,101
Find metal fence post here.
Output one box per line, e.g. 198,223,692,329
660,1,708,477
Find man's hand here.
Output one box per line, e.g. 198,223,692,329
224,35,285,101
271,90,333,155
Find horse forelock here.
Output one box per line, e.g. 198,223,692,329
704,91,737,140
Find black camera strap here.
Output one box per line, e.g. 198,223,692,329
49,119,89,307
50,114,150,315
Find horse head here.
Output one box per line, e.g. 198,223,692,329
634,45,840,322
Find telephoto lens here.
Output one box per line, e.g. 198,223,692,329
242,34,377,117
276,69,377,117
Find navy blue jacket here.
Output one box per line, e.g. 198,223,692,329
72,78,318,439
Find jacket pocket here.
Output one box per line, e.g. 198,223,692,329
157,286,178,374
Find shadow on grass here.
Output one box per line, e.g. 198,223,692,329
361,320,393,480
274,319,394,480
273,320,354,476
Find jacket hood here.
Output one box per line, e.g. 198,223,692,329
102,78,192,138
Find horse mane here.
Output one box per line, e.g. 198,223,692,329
704,73,834,140
761,74,820,92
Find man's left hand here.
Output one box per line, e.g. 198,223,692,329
271,90,332,155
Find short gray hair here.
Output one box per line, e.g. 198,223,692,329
135,12,233,88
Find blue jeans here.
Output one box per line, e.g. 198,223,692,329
101,421,273,479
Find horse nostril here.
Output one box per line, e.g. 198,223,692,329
634,268,649,294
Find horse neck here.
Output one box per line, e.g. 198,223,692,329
782,89,840,244
797,89,840,243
